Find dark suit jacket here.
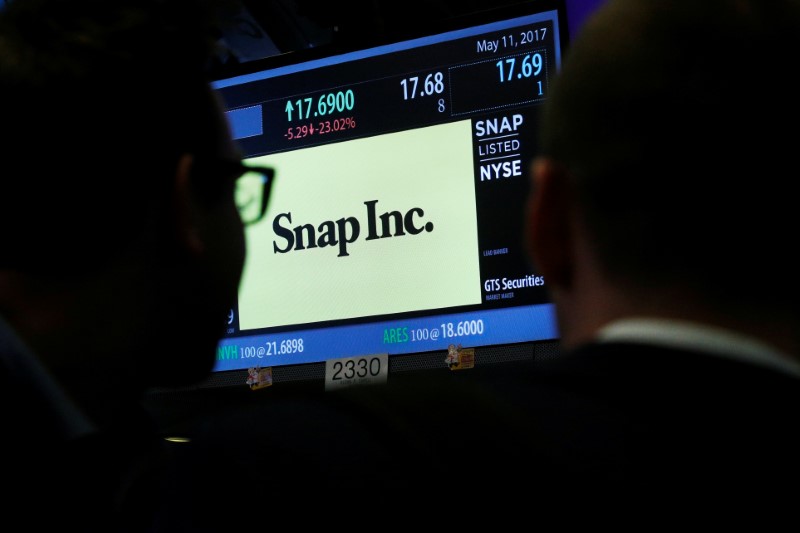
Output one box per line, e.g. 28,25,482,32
156,341,800,527
0,317,174,532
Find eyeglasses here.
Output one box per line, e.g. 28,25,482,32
191,158,275,226
235,164,275,226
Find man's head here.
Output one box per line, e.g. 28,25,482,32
0,0,224,263
0,0,247,394
527,0,800,345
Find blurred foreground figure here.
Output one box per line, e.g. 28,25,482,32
524,0,800,511
0,0,261,529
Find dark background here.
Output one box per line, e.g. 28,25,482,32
208,0,605,66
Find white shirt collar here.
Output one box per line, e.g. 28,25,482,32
596,317,800,378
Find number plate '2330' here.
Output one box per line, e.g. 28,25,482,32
325,353,388,391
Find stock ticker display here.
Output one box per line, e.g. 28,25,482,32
211,3,565,375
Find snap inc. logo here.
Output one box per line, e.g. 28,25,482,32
272,199,434,257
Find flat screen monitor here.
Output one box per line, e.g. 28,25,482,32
205,0,569,389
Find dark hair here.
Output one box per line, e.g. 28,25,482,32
0,0,223,269
537,0,800,309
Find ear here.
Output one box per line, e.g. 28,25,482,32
173,154,206,255
525,157,574,290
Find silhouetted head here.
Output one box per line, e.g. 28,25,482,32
0,0,247,392
535,0,800,313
